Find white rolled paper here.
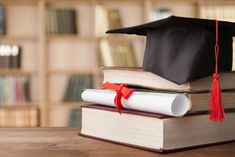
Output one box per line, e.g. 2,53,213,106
81,89,190,117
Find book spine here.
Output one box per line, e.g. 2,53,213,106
45,9,51,34
10,45,21,68
71,9,77,34
0,5,6,35
68,108,81,127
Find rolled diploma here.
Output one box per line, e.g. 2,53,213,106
81,89,190,117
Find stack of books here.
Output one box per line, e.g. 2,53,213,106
80,67,235,152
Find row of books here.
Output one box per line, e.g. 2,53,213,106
95,5,121,35
63,74,92,102
0,45,21,69
0,4,171,36
0,76,30,104
68,108,81,127
95,5,172,35
45,5,173,36
96,6,173,67
45,8,77,35
99,40,137,67
0,5,5,35
58,75,91,127
0,106,39,127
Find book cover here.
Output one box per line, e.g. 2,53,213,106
102,67,235,92
80,105,235,153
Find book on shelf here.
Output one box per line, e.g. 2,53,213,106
0,45,21,69
45,8,77,35
0,75,30,105
0,5,6,35
63,74,92,102
80,105,235,152
99,40,136,67
95,5,121,35
68,108,81,127
102,67,235,92
149,7,172,21
0,106,39,127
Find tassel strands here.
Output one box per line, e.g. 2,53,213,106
209,20,225,122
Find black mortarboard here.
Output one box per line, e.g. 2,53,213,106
106,16,235,84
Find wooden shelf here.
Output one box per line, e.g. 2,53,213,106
0,0,220,127
0,0,38,5
0,69,37,75
45,0,92,5
49,102,88,108
0,104,38,108
47,69,100,75
96,35,145,42
46,35,144,42
46,35,95,41
0,36,38,42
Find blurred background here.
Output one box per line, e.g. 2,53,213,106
0,0,234,127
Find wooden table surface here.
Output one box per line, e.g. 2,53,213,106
0,128,234,157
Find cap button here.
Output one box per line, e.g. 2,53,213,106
213,73,219,79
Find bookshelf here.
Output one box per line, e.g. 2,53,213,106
0,0,234,127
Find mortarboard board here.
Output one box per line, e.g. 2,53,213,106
106,16,234,84
106,16,235,121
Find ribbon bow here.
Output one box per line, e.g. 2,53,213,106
100,82,134,113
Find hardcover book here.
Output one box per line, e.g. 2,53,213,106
102,67,235,92
80,104,235,152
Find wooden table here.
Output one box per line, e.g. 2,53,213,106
0,128,234,157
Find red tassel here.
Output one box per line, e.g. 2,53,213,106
209,20,225,122
209,73,225,121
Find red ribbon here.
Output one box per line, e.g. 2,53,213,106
209,20,225,122
100,82,134,113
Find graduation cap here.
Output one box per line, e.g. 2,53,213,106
106,16,235,121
